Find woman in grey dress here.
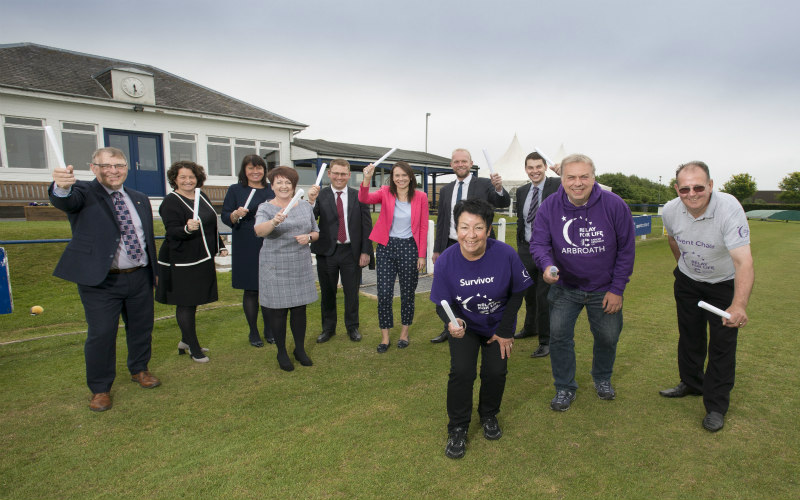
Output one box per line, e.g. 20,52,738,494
254,166,319,371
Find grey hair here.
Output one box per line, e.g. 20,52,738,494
560,153,595,177
675,161,710,181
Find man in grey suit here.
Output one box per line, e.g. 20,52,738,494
430,148,510,343
513,152,560,357
49,147,160,412
307,159,373,343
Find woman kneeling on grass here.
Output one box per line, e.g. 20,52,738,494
430,199,531,459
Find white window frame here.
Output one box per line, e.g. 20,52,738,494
60,121,98,171
1,115,47,169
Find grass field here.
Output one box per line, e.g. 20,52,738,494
0,219,798,499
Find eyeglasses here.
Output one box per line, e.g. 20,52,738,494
91,163,128,171
678,185,706,195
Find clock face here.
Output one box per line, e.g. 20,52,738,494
121,76,146,98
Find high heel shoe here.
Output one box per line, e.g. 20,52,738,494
191,354,210,363
293,349,313,367
178,341,209,355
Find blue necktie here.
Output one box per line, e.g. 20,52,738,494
455,181,464,205
112,191,144,263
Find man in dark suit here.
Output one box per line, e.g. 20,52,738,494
430,148,510,343
49,147,160,412
307,159,373,343
513,152,561,358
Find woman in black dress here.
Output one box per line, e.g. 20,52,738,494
156,161,227,363
222,155,275,347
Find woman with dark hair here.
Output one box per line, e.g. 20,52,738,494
222,154,275,347
156,161,228,363
359,161,428,353
254,166,319,371
430,199,530,459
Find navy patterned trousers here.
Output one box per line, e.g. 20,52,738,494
376,237,418,329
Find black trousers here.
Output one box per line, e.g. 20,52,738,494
77,267,154,394
447,328,508,431
519,248,551,344
673,268,738,414
316,244,361,334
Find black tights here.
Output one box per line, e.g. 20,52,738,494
243,290,272,341
175,305,202,357
263,305,307,357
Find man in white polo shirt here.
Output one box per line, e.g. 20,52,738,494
659,161,754,432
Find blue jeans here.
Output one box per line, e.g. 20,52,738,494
548,284,623,392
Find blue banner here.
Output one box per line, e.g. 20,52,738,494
0,247,13,314
633,215,652,237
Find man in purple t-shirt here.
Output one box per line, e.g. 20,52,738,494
531,154,635,412
431,199,531,459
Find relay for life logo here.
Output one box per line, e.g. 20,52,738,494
560,215,607,254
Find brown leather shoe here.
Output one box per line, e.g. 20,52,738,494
89,392,112,412
131,370,161,388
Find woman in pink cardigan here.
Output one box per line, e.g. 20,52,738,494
359,161,429,353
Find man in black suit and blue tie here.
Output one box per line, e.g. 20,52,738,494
306,159,373,343
50,147,160,412
514,152,561,357
430,148,511,343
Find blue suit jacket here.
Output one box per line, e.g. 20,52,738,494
49,179,157,286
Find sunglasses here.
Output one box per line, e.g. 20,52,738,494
678,185,706,195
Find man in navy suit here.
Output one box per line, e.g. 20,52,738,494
307,159,373,343
430,148,510,343
514,152,561,357
50,147,160,412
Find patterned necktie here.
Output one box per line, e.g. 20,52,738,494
111,191,144,263
455,181,464,205
526,186,540,224
336,191,346,243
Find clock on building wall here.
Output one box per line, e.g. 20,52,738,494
121,76,146,98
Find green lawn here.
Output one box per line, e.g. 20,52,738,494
0,219,798,499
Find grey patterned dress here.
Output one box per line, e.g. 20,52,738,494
256,200,319,308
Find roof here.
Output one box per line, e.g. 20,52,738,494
0,43,306,128
292,138,453,168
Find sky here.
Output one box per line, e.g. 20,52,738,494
2,0,798,188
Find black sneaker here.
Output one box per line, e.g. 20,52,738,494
594,380,616,400
480,416,502,440
445,427,467,459
550,390,576,411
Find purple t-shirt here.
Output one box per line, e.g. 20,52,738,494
430,239,532,337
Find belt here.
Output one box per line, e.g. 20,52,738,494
109,266,144,274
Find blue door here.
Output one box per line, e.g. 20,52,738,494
104,129,165,197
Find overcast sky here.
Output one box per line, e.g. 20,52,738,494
2,0,798,188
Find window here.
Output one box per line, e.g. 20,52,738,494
3,116,46,169
294,165,317,185
61,122,97,170
170,132,196,164
207,136,232,175
234,139,257,168
259,141,280,170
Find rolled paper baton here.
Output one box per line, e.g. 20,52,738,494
44,126,67,169
314,163,328,186
549,265,558,277
482,149,495,175
243,188,256,211
281,188,305,217
373,148,397,168
440,300,459,326
193,188,201,220
698,301,731,320
534,145,554,167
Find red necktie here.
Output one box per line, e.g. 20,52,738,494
336,191,346,243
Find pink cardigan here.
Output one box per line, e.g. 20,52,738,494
359,185,428,257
